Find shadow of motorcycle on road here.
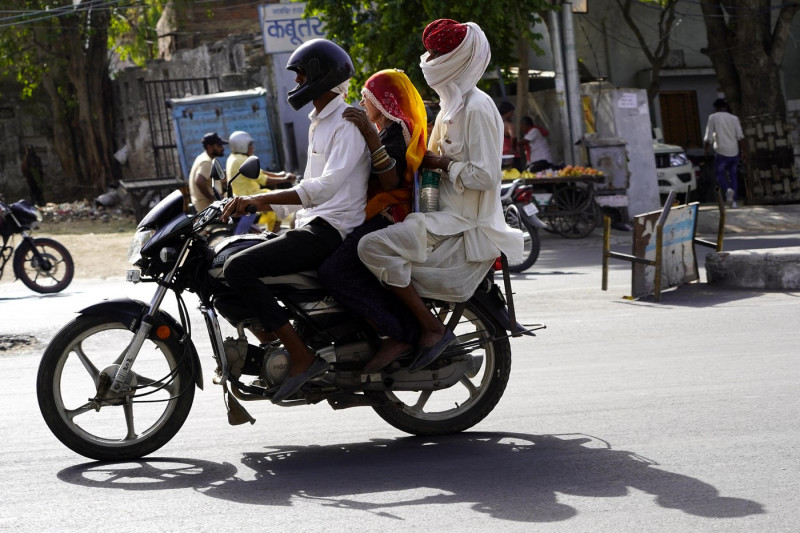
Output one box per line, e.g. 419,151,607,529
56,432,763,524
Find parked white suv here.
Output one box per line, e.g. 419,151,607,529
654,142,697,201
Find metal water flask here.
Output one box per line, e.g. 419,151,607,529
419,169,441,212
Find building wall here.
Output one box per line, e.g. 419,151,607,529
0,85,61,203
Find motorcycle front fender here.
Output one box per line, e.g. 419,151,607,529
79,298,203,389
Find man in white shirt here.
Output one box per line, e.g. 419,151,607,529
704,98,746,207
221,39,370,402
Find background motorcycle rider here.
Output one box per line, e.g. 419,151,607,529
226,130,296,234
357,19,523,372
189,132,227,212
221,38,370,403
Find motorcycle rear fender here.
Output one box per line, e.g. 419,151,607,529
78,298,203,389
471,282,534,336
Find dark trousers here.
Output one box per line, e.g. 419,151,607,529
317,215,420,345
714,154,740,199
223,218,342,332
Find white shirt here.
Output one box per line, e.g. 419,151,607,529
704,111,744,157
271,96,370,238
524,127,552,163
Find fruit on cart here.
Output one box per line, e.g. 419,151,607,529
502,168,521,180
533,165,603,178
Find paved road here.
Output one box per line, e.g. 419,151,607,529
1,228,798,532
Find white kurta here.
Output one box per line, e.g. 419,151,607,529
358,88,523,302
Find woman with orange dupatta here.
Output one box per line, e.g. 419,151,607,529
317,69,428,372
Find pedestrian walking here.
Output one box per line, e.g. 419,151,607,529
704,98,746,208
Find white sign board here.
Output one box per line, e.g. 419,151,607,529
258,2,325,54
618,92,638,109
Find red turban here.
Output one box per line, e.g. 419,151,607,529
422,19,467,55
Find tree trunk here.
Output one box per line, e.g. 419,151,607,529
30,26,81,197
700,0,800,119
66,4,116,195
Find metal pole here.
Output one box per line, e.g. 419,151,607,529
548,6,573,166
561,1,584,164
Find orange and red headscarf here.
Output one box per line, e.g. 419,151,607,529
361,69,427,220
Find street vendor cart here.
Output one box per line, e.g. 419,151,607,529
523,174,604,238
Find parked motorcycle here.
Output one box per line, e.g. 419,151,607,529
500,179,546,272
37,156,538,461
0,197,74,293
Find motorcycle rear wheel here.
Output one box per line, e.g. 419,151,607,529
13,237,74,293
504,205,540,272
37,314,195,461
370,301,511,436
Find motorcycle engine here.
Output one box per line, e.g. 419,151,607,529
261,345,290,386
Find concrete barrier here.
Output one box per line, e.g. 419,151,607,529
705,247,800,290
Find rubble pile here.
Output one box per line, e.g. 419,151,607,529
38,200,136,226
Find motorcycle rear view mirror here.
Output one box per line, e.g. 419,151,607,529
210,159,225,183
225,155,261,198
238,155,261,179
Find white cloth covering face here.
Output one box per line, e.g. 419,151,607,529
419,22,491,125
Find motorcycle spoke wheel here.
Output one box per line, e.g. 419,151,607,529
37,315,194,461
13,237,74,293
549,186,598,239
504,207,540,272
370,302,511,435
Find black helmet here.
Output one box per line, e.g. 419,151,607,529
286,39,355,110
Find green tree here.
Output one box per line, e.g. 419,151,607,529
303,0,553,105
0,0,166,198
699,0,800,118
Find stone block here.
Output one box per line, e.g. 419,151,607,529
705,247,800,290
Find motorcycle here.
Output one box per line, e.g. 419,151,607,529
500,179,546,272
36,156,538,461
0,197,74,293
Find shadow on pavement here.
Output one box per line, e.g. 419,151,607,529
57,432,763,523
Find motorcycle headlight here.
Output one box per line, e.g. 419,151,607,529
127,228,155,265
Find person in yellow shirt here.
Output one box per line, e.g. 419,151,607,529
226,130,296,234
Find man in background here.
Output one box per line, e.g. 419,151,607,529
704,99,746,208
21,146,45,206
189,132,227,212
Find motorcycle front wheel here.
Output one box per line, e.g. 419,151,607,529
13,237,74,293
37,314,196,461
504,205,540,272
370,301,511,436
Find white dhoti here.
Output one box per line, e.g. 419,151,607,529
358,213,495,303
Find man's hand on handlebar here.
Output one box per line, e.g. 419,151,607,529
221,196,257,223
